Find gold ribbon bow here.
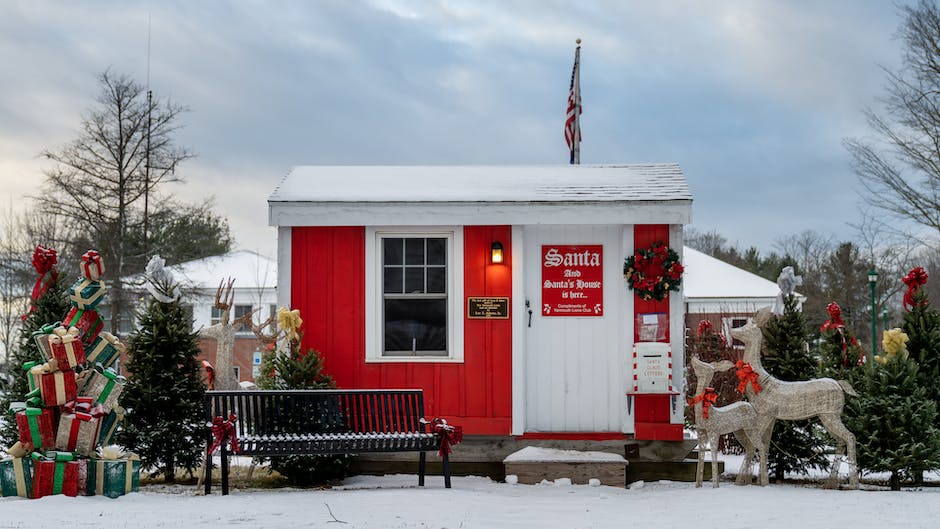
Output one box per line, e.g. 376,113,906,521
49,326,81,345
277,307,303,342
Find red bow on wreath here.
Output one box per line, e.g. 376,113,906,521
735,361,762,394
902,267,929,311
425,418,463,457
688,388,718,419
208,413,239,455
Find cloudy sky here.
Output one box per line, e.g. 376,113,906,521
0,1,912,258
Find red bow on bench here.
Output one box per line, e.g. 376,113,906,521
426,418,463,457
208,413,239,455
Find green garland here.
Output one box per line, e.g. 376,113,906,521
623,241,684,301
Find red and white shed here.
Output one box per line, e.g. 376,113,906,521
268,165,693,441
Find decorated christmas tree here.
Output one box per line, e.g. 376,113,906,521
255,307,349,485
762,292,830,481
898,266,940,483
118,256,205,483
845,328,940,490
0,246,69,448
817,301,865,380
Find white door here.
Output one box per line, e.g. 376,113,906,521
523,225,628,432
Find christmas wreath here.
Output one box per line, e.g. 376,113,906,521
623,241,684,301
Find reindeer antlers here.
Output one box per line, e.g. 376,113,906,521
214,277,236,310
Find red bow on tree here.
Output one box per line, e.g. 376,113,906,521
688,388,718,419
902,267,929,311
208,414,239,455
24,245,59,320
734,361,762,394
820,302,845,332
426,418,463,457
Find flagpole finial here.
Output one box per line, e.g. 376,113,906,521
576,38,581,45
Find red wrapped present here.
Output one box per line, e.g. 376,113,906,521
13,404,55,452
55,398,105,456
80,249,105,280
31,452,86,498
48,326,86,369
68,277,107,310
63,307,103,344
30,364,78,407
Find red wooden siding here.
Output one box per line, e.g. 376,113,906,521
631,224,681,440
632,224,671,343
290,226,513,435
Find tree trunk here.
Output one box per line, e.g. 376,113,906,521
890,470,901,491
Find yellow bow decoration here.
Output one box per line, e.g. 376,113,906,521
277,307,303,341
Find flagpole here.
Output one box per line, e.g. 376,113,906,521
572,38,581,165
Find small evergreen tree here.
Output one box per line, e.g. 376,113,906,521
762,294,830,481
118,256,206,483
255,307,349,486
817,301,865,380
898,267,940,483
0,247,69,448
845,330,940,490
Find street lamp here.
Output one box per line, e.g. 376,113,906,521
882,307,889,331
868,268,878,364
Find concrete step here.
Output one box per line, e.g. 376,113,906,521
626,458,724,484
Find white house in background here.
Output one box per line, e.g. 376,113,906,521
682,246,800,347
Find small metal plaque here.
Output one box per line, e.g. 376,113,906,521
467,297,510,319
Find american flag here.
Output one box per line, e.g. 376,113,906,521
565,41,582,164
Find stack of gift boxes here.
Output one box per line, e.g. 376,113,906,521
1,250,140,499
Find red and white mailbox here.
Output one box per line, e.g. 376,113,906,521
628,341,682,440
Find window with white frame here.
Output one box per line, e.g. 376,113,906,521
366,228,463,362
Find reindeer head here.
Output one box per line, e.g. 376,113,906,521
730,320,762,345
690,357,734,391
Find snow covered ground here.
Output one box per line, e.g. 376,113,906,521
3,468,940,529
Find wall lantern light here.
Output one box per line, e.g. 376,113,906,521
491,241,504,264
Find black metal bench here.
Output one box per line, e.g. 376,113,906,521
203,389,452,494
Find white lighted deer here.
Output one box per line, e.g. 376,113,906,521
731,312,859,489
689,357,766,488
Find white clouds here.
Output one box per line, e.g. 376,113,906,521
0,0,919,253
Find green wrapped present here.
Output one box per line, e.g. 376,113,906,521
85,332,124,368
30,322,60,361
97,405,125,446
68,277,106,310
0,457,33,498
86,449,139,498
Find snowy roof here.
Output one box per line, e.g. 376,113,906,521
683,246,779,299
269,164,692,227
165,250,277,291
270,164,691,203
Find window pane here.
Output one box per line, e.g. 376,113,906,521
384,298,447,353
405,238,425,265
384,267,403,294
427,267,446,293
427,238,446,265
234,305,253,333
384,238,403,266
405,267,425,293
